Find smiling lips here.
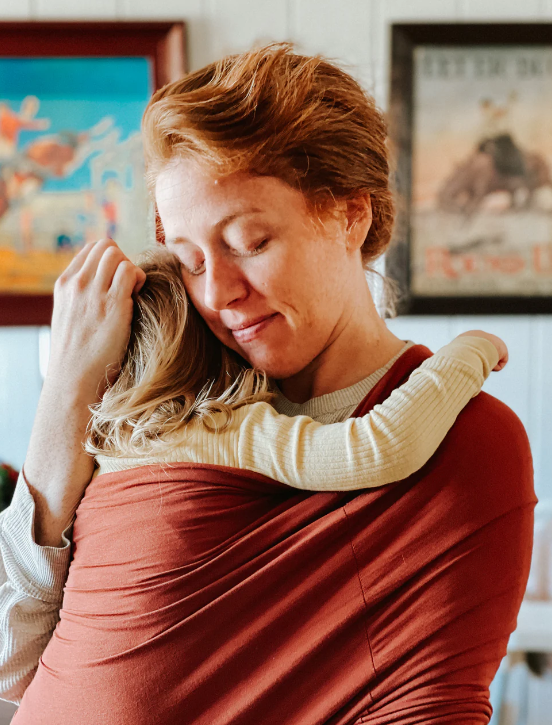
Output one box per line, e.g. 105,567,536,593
229,313,278,343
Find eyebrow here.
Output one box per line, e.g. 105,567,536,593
165,208,265,246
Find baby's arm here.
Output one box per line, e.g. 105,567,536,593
237,335,499,491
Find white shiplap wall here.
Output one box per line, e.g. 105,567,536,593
0,0,550,508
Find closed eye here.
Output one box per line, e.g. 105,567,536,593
239,238,269,256
180,260,205,277
180,239,269,277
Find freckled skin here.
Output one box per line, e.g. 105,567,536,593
155,159,404,402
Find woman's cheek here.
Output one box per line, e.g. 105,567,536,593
182,275,206,312
246,250,289,298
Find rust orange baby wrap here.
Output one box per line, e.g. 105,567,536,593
13,344,536,724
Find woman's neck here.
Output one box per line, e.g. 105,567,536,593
277,298,405,404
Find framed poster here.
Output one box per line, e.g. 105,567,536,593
387,24,552,314
0,21,186,325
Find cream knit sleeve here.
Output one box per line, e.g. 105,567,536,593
0,469,74,705
237,335,499,491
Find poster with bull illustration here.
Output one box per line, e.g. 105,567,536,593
410,44,552,301
0,56,154,295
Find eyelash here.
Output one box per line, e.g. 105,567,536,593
182,239,270,276
246,238,269,256
185,262,205,277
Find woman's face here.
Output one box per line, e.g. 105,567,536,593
155,159,365,379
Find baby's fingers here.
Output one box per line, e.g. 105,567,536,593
492,339,509,371
493,348,509,372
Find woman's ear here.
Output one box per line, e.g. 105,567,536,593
345,194,372,252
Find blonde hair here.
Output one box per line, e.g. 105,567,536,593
142,41,399,314
84,246,272,459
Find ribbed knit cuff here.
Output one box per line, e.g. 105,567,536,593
0,470,72,602
433,336,499,381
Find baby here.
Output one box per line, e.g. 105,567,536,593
86,245,504,490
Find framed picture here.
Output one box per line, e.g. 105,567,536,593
387,24,552,314
0,21,186,325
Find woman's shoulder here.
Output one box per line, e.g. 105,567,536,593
445,389,535,509
464,389,530,451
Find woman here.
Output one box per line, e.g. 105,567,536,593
0,43,535,723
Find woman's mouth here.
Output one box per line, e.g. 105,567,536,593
229,313,278,343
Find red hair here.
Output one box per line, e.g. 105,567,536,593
142,41,395,266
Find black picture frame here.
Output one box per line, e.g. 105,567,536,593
387,23,552,315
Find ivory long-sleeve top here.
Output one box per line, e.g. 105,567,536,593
94,336,498,490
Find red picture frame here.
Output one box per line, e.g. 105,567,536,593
0,21,186,326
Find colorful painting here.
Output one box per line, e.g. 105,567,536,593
410,45,552,298
0,56,154,294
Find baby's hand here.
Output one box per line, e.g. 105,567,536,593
456,330,508,371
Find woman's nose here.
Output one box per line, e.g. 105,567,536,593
203,256,248,311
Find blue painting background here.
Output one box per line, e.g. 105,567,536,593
0,55,155,292
0,56,153,191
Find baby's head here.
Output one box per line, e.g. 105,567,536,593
84,245,272,459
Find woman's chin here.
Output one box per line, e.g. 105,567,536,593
241,343,311,381
222,319,314,379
